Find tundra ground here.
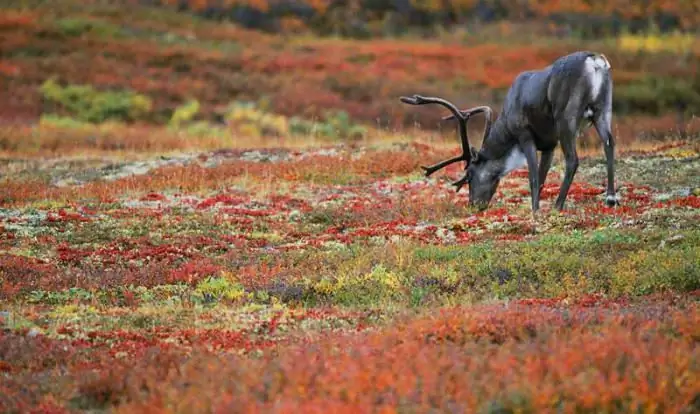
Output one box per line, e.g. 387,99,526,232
1,136,699,413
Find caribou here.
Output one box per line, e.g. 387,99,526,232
400,50,619,214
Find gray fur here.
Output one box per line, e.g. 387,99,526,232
401,50,619,214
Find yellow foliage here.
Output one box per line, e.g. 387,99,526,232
665,147,699,159
194,272,247,302
170,100,200,127
312,278,338,295
409,0,478,12
618,32,696,54
365,265,403,290
226,102,289,137
611,246,700,296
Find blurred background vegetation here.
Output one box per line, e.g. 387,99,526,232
1,0,698,153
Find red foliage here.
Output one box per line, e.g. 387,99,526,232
656,195,700,209
140,192,167,202
3,3,696,141
27,298,693,413
0,255,59,299
166,258,222,285
196,193,247,209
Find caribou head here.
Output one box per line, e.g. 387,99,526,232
399,94,497,210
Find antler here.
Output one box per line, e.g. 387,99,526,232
400,95,472,173
400,95,492,192
442,105,493,145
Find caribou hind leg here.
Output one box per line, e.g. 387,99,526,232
592,89,619,207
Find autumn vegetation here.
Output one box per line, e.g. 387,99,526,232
1,0,699,412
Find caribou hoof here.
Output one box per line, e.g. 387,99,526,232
605,194,620,207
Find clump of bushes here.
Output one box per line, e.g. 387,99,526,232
308,264,407,307
611,245,700,296
193,274,247,304
295,228,700,308
40,78,153,123
225,100,289,137
169,99,201,127
166,99,368,141
618,31,696,55
54,17,122,38
289,110,367,141
614,75,700,115
167,99,229,138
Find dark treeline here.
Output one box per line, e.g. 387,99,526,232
139,0,699,39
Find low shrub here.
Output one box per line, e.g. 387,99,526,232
54,17,122,38
611,245,700,296
289,110,367,141
614,75,700,115
193,274,247,304
40,78,153,123
225,100,289,137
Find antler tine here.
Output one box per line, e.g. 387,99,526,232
400,95,472,175
442,105,493,148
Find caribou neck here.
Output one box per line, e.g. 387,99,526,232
475,115,516,162
474,118,526,179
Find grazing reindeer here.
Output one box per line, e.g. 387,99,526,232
401,51,619,213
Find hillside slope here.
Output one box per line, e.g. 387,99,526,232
2,1,699,136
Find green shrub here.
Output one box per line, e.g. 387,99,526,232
225,101,288,137
194,275,246,304
55,18,122,38
169,99,201,127
167,99,230,138
40,78,153,123
289,110,367,141
309,264,407,307
38,114,92,129
611,245,700,296
614,76,700,115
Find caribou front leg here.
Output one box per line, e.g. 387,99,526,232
520,140,541,214
537,149,554,200
554,133,580,211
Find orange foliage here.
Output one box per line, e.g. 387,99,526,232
2,4,696,133
0,11,36,29
528,0,700,28
0,124,228,155
0,149,426,206
66,301,700,413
